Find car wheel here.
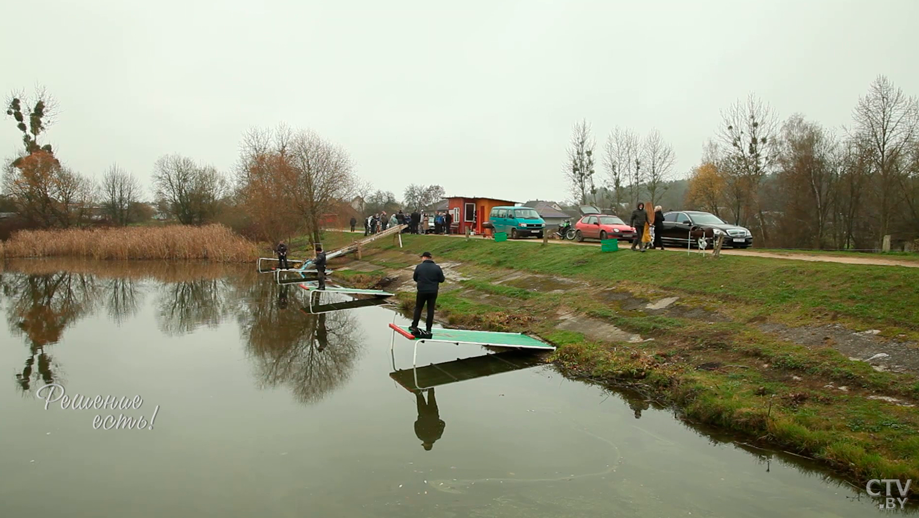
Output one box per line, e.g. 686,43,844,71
599,230,607,241
511,228,518,239
575,230,583,242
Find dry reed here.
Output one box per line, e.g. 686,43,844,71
1,224,258,262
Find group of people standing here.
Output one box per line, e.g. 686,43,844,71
350,209,454,236
629,202,665,252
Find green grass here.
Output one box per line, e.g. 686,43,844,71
376,234,919,336
330,232,919,491
754,248,919,262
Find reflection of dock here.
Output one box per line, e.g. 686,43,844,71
390,350,546,392
300,296,389,314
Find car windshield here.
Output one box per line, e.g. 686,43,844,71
599,216,625,225
514,209,540,219
690,213,726,225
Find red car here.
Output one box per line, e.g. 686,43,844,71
574,215,636,242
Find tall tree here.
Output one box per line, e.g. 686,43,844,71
403,184,444,212
851,75,919,245
236,126,301,243
685,162,725,217
641,130,675,207
564,119,596,205
153,154,226,225
603,128,638,212
775,115,838,248
717,94,778,241
6,88,56,161
100,165,139,225
287,129,356,244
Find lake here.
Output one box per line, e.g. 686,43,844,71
0,260,898,517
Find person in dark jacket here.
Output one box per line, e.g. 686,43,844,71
444,211,453,234
414,388,445,451
410,211,421,234
350,216,357,233
410,251,445,336
276,241,290,269
629,203,648,252
313,244,327,290
653,205,665,250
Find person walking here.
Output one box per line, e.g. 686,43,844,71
410,251,445,338
629,202,648,252
653,206,665,250
350,216,357,233
276,241,290,269
313,244,327,290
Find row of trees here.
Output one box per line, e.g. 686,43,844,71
563,120,676,209
686,75,919,249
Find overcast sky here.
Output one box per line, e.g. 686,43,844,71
3,0,918,204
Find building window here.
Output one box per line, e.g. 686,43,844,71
464,203,475,222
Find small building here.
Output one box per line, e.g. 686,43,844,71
446,196,517,235
523,200,575,228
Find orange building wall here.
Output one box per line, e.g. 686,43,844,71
447,197,515,235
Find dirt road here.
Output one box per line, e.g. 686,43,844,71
341,230,919,268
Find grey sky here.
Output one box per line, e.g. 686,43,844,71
3,0,918,205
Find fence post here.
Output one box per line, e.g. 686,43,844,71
465,227,470,241
542,231,548,246
882,235,891,252
356,243,363,260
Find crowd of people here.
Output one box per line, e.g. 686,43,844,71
350,210,454,236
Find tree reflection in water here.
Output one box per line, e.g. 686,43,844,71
236,282,365,404
2,272,101,393
154,278,230,336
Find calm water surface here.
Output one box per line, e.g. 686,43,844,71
0,260,896,517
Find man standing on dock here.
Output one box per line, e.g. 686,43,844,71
314,244,327,290
410,251,445,338
276,241,290,269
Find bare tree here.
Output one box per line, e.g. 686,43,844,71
851,75,919,244
287,129,356,244
603,128,638,212
641,130,675,207
100,165,139,225
236,126,301,242
153,154,227,225
717,94,778,240
776,115,839,248
2,152,94,228
403,184,445,212
564,119,596,205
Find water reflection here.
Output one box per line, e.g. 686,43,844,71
414,388,445,451
236,283,367,404
156,278,229,336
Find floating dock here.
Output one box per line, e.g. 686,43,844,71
299,283,393,297
389,349,545,392
388,323,555,367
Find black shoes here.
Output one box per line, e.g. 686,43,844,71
409,326,433,339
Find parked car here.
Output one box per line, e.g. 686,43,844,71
574,215,635,242
489,206,545,239
660,211,753,248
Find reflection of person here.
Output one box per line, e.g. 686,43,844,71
16,349,54,392
276,241,290,269
415,388,446,451
314,244,327,290
625,392,651,419
315,313,328,352
277,285,289,310
410,252,445,337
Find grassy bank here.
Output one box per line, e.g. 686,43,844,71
343,232,919,493
1,224,258,262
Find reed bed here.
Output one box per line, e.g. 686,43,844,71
1,224,259,262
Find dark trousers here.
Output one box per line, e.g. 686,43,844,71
653,227,664,249
316,269,327,290
278,254,289,269
631,226,645,249
411,292,437,331
350,224,355,232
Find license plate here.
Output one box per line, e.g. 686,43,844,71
733,238,745,242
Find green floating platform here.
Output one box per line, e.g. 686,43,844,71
390,324,554,350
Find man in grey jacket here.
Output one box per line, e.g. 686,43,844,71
410,251,445,338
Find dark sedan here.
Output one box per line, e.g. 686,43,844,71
660,211,753,248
